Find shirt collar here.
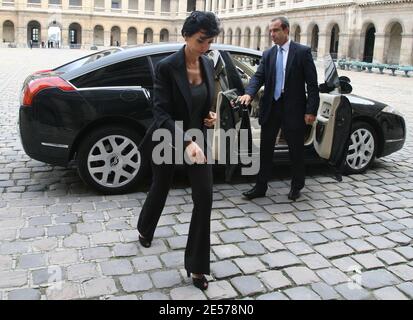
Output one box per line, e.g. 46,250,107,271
278,39,291,52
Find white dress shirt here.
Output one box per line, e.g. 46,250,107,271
278,39,291,92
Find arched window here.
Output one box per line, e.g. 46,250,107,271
362,23,376,62
160,29,169,42
93,25,104,46
144,28,154,43
128,27,138,45
68,22,82,48
3,20,15,43
329,24,340,60
385,22,402,64
111,26,121,46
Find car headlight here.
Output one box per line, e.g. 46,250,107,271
382,105,404,117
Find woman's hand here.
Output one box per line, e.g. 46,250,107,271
203,111,217,128
185,141,206,164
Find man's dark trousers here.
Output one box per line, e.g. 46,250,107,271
257,96,305,191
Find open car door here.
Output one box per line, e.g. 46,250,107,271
313,55,352,174
207,50,252,181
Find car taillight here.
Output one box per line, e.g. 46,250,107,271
34,69,53,74
22,77,75,107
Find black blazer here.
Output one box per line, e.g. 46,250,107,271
245,41,320,129
140,46,215,155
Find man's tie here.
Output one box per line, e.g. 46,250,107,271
274,46,284,101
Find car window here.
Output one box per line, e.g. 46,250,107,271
149,53,174,71
228,52,260,77
54,48,122,73
70,56,153,88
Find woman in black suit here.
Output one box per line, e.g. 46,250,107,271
137,11,220,291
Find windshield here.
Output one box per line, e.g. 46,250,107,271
54,48,122,73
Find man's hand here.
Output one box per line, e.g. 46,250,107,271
304,114,316,125
185,141,206,164
204,111,217,128
235,94,252,107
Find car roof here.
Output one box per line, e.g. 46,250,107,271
62,43,262,80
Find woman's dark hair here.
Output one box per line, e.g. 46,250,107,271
181,11,220,38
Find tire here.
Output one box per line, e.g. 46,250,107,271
77,126,146,194
344,121,377,174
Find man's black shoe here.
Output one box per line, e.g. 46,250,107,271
288,188,301,201
242,185,267,200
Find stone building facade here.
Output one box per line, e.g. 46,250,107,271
1,0,412,64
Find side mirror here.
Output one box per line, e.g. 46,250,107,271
339,76,351,83
340,81,352,94
319,83,334,93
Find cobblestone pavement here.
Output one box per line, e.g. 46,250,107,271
1,48,413,300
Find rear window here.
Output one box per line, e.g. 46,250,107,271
54,48,122,73
70,56,153,88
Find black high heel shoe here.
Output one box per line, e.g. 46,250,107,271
138,234,151,248
186,271,208,291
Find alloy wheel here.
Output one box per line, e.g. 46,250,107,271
87,135,141,188
346,128,375,171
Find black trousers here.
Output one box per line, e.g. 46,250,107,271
137,161,213,275
257,97,305,190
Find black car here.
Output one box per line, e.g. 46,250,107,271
19,44,406,194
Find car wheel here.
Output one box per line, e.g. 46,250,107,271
77,126,145,194
344,121,377,174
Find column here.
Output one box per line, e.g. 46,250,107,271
41,0,48,9
138,0,145,13
154,0,161,14
171,0,179,16
300,33,308,48
0,24,3,46
261,28,268,50
337,33,350,60
84,0,93,13
317,33,328,59
61,27,68,48
196,0,204,11
122,0,129,13
225,0,230,13
178,0,187,16
252,0,257,9
62,0,69,9
372,32,385,63
399,33,413,65
41,26,48,47
121,31,128,46
82,27,91,49
104,30,111,46
105,0,111,12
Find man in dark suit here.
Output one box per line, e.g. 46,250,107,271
239,16,320,201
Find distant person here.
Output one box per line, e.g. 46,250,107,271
29,40,33,49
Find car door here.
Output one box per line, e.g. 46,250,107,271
313,55,352,170
70,56,153,121
209,50,253,181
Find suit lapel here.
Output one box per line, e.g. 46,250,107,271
285,41,297,86
171,47,192,114
171,46,215,116
268,45,277,90
200,55,214,114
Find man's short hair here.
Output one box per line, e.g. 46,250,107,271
271,16,290,31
